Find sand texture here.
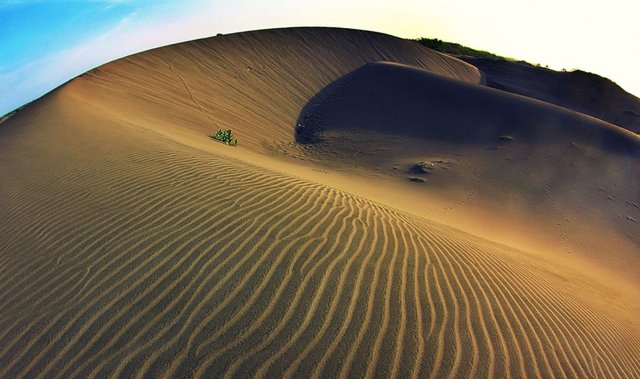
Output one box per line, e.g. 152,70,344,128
1,27,639,378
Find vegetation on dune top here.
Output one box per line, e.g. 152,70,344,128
414,37,585,71
414,38,509,60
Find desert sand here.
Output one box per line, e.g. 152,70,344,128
0,27,639,378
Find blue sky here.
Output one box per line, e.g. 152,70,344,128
0,0,206,114
1,0,639,116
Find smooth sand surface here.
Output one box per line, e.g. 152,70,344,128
1,27,639,378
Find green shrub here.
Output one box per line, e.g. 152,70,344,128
210,128,238,146
414,38,507,60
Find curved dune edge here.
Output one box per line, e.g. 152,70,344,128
1,27,639,377
0,104,639,378
464,57,640,134
58,27,638,278
63,27,480,153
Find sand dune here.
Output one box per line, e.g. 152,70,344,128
298,62,638,150
67,27,479,153
465,57,640,134
295,61,640,279
1,27,639,377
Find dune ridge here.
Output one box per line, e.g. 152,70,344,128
66,27,480,152
1,27,639,377
464,58,640,134
297,62,639,151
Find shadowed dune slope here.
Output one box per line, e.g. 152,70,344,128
297,62,639,152
1,28,640,377
296,62,640,275
1,90,640,378
464,58,640,134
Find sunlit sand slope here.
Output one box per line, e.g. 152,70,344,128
0,86,639,379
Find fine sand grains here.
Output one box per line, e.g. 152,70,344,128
1,112,639,378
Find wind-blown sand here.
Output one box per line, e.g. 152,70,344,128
1,27,639,377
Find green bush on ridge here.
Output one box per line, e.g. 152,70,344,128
414,38,507,60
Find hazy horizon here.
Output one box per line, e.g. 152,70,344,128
1,0,639,116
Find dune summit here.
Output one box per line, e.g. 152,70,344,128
1,27,639,378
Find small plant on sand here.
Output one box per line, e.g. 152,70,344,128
210,128,238,146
